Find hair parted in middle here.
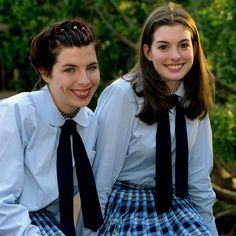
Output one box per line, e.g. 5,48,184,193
128,2,214,125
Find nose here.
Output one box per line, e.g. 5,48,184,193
77,70,91,86
170,47,181,60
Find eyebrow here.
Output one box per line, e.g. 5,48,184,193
156,39,191,44
88,62,98,66
62,62,98,67
63,64,77,68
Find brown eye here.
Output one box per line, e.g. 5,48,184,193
64,68,75,73
87,63,98,72
180,43,190,49
158,45,168,50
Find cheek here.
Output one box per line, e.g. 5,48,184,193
185,50,195,61
49,75,70,92
151,55,166,72
186,53,195,68
91,72,100,86
147,49,170,72
151,52,166,64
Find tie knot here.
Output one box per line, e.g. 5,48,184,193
63,119,76,134
167,94,179,108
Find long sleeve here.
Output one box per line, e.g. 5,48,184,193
0,88,97,236
91,79,218,235
93,79,137,216
188,115,218,235
0,102,41,235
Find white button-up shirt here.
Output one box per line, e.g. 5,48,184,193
93,78,218,236
0,86,97,235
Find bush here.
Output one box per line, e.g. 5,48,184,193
211,103,236,163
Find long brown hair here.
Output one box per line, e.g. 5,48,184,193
128,2,214,125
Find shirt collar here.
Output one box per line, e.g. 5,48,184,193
73,107,89,127
31,86,89,128
134,80,185,106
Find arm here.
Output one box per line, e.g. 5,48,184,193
93,79,136,215
188,115,218,236
0,102,41,235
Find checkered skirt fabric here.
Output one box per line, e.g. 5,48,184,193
30,209,65,236
98,181,213,236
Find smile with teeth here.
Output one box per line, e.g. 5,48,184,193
166,64,183,71
72,89,90,97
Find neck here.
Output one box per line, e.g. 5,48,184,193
58,107,80,119
166,80,181,93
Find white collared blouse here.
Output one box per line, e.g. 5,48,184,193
0,86,97,235
93,78,218,235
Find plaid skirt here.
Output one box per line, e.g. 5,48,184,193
30,209,65,236
98,181,213,236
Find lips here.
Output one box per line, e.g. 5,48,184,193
166,64,184,72
72,88,91,98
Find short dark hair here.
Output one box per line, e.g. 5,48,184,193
30,18,98,88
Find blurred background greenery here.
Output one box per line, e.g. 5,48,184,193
0,0,236,234
1,0,235,163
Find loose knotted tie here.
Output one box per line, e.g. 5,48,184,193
57,120,103,235
155,95,188,212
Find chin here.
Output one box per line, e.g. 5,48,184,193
76,100,91,108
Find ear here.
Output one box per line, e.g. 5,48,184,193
38,67,50,83
143,44,152,61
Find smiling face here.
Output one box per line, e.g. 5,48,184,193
40,44,100,113
143,23,195,92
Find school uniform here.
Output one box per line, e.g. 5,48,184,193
93,78,218,235
0,86,97,236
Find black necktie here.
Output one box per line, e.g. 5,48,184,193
57,120,103,235
155,95,188,213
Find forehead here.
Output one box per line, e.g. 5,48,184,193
55,45,97,65
153,23,192,42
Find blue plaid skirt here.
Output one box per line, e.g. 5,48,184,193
98,181,213,236
30,209,65,236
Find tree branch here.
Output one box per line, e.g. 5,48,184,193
95,6,136,49
94,3,236,98
215,206,236,220
212,182,236,204
216,78,236,95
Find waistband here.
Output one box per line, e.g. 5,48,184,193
115,181,155,190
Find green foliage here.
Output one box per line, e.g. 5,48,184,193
91,0,169,82
0,0,89,91
1,0,235,90
211,102,236,163
190,0,236,85
0,0,235,162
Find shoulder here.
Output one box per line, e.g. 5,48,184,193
96,76,142,118
99,76,137,103
108,77,132,93
0,92,35,112
0,92,39,137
